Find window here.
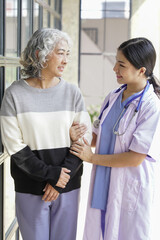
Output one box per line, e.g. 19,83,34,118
33,1,39,32
6,0,18,57
54,0,61,29
22,0,33,51
0,1,62,239
81,0,130,19
83,28,98,44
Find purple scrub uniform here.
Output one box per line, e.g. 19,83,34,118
83,84,160,240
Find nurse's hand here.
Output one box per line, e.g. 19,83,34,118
70,121,87,142
70,138,93,163
56,168,71,188
42,183,59,202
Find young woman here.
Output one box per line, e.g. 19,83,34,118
70,37,160,240
0,28,92,240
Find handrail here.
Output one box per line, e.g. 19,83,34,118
5,218,19,240
0,56,20,67
0,153,8,165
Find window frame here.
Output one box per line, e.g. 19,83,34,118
0,1,62,239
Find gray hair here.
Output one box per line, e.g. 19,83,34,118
20,28,72,78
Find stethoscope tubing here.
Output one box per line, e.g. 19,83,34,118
94,81,150,129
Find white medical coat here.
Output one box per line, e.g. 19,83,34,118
83,84,160,240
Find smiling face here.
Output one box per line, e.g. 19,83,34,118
113,50,144,86
42,39,70,79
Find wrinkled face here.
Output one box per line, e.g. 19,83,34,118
113,50,141,85
42,39,70,78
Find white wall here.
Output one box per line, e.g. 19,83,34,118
130,0,160,79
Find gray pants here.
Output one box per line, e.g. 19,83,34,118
16,189,80,240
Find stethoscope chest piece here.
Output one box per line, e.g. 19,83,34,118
93,119,100,128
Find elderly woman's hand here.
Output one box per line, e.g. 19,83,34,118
70,121,87,142
69,122,87,142
42,184,59,202
56,168,71,188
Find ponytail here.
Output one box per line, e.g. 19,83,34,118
148,74,160,98
118,37,160,98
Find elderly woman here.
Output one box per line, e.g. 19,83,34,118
0,28,91,240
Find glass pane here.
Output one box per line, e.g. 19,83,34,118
0,67,4,102
48,12,51,27
0,135,2,154
33,2,39,33
54,18,61,29
0,67,4,154
5,67,17,89
81,0,130,19
50,0,55,9
103,1,130,18
50,0,55,28
43,9,48,28
4,156,15,234
50,15,55,28
82,0,103,11
39,6,43,29
47,0,51,27
81,19,104,52
0,0,4,55
6,0,18,57
22,0,32,51
54,0,61,29
55,0,61,13
81,0,103,19
104,18,129,52
0,164,3,240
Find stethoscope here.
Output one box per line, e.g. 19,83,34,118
93,81,150,136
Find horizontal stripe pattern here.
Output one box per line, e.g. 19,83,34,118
1,79,87,116
11,146,83,194
1,110,90,154
0,79,92,194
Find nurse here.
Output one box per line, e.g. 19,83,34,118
70,37,160,240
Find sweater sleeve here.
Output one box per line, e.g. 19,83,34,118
64,88,92,173
53,88,92,192
0,89,61,185
51,87,92,192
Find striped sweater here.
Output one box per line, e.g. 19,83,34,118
0,79,92,195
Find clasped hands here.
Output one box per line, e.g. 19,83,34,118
42,167,70,202
42,121,89,202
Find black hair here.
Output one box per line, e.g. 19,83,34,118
118,37,160,98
